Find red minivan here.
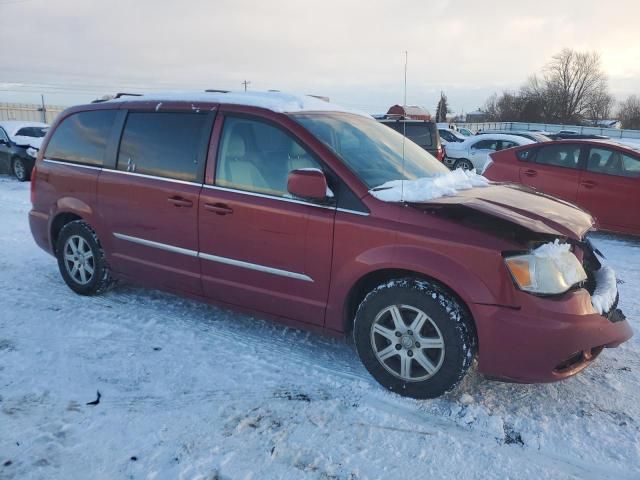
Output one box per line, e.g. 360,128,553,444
29,92,632,398
485,140,640,236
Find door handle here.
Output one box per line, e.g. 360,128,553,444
167,196,193,208
580,180,597,189
523,169,538,177
204,203,233,215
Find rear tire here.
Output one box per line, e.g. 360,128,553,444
453,158,474,172
12,157,29,182
56,220,114,295
354,278,476,399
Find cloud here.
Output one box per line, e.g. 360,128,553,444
2,0,639,112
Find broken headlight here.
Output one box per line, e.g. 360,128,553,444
504,247,587,295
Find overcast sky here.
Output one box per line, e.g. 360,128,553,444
2,0,639,114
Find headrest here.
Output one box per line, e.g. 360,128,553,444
227,133,246,157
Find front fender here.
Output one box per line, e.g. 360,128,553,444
325,243,515,333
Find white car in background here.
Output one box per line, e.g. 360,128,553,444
443,133,534,173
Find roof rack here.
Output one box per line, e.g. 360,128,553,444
114,92,143,99
204,89,229,93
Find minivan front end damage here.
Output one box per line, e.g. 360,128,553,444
476,234,630,383
409,186,632,383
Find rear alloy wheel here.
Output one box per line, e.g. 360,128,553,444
354,278,476,399
56,220,114,295
12,157,29,182
453,158,474,172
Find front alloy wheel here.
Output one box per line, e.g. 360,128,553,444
371,304,445,381
354,278,476,399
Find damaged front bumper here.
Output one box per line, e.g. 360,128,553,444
471,267,633,383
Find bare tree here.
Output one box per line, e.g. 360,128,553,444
618,95,640,129
587,91,615,123
543,49,609,123
480,49,612,125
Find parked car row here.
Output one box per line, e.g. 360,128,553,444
377,116,638,236
0,121,49,181
485,139,640,236
28,91,631,399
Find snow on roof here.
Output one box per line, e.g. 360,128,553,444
107,91,371,118
0,120,49,139
369,168,490,202
446,133,535,149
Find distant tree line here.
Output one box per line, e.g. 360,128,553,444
482,49,640,129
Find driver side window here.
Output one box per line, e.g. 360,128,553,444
215,116,322,197
0,128,9,143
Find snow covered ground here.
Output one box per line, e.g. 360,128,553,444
1,176,639,480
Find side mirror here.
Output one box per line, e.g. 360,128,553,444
0,139,8,146
287,169,328,201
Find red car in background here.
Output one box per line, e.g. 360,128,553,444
485,140,640,236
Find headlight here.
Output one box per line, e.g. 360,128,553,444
26,147,38,158
505,243,587,295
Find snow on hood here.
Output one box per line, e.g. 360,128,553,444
591,265,617,315
369,169,490,202
12,135,44,150
107,91,371,118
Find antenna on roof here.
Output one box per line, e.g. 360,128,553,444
401,50,408,202
241,80,251,92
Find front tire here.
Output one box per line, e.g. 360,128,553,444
354,278,476,399
56,220,114,295
12,157,29,182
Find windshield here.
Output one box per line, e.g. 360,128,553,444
293,113,448,189
15,126,48,138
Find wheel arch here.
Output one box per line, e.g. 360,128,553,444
342,268,478,351
50,212,84,253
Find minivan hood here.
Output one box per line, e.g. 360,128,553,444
410,184,594,240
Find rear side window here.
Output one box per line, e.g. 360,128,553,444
516,148,535,161
45,110,117,166
117,113,209,182
402,124,433,147
534,144,581,169
586,147,640,178
500,140,518,150
471,139,498,150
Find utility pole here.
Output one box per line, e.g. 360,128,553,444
241,80,251,92
40,94,47,123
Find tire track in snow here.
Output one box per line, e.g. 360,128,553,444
30,282,638,480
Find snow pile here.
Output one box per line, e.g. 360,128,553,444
533,240,586,286
591,265,618,314
108,91,371,118
369,168,490,202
